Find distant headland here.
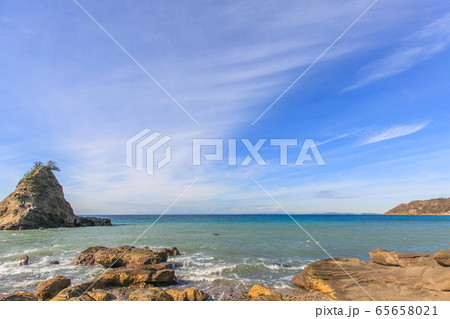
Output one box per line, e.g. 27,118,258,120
385,197,450,215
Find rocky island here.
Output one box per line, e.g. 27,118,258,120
0,162,111,230
385,197,450,215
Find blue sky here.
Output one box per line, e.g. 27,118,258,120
1,0,450,214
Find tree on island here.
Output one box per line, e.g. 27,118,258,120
18,161,60,185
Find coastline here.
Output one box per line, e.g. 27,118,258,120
1,243,449,301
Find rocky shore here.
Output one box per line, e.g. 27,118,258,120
292,247,450,300
1,244,449,301
0,245,331,301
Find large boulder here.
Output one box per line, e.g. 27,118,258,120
0,165,111,230
431,250,450,267
92,267,176,287
293,248,450,301
36,275,71,300
129,288,173,301
369,249,438,267
0,291,38,301
72,246,167,268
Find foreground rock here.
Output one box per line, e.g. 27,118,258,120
50,283,92,301
50,245,181,301
293,247,450,301
385,197,450,215
129,288,173,301
248,284,287,301
86,289,113,301
0,291,38,301
166,288,208,301
36,276,71,301
0,163,111,230
72,246,169,268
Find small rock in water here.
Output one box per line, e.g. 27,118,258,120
49,260,60,265
271,262,290,268
16,255,29,266
213,233,219,236
159,247,180,257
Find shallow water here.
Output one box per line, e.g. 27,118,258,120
1,214,449,298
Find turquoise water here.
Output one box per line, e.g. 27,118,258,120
1,214,449,297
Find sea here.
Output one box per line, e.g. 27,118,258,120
1,214,449,299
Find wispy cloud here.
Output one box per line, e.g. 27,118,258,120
344,12,450,91
315,190,353,199
317,130,362,146
360,122,428,145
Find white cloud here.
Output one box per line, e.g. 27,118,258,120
360,122,428,145
344,12,450,91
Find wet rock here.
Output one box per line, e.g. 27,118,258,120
271,262,290,268
36,275,71,300
0,291,38,301
75,216,112,227
16,255,29,266
49,260,60,265
159,247,180,257
72,246,168,268
129,288,173,301
92,267,176,288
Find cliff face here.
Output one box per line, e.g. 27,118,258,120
385,197,450,215
0,166,111,230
